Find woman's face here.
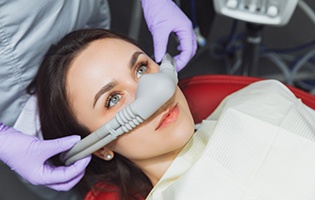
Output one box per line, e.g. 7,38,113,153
66,38,194,166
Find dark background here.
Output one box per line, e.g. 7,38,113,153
109,0,315,93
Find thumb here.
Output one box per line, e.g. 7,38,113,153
152,29,170,63
43,135,81,158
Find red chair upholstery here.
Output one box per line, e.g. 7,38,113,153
179,75,315,124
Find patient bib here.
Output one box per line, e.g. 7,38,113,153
147,80,315,200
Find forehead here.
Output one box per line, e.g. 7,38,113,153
65,38,140,104
65,38,142,127
68,38,141,76
75,38,140,62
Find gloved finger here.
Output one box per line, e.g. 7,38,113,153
174,54,189,72
174,29,197,71
47,170,86,191
42,155,91,186
43,135,81,158
152,29,171,64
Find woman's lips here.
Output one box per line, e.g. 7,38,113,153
156,105,179,130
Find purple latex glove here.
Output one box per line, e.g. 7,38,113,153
0,123,91,191
141,0,197,71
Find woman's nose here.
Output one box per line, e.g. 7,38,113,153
124,82,138,104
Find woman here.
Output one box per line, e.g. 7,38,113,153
28,29,315,200
28,28,195,199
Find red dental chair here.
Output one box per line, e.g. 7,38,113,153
179,74,315,124
85,74,315,200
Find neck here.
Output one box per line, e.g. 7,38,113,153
134,147,183,186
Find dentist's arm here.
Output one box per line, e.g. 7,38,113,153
141,0,197,71
0,123,91,191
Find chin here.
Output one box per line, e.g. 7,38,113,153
171,115,195,146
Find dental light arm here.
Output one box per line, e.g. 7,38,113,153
62,54,178,165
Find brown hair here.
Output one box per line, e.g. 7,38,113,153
27,29,152,199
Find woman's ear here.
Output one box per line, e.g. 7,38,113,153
93,147,114,161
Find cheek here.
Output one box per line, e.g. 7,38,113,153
112,118,194,161
108,92,195,161
107,124,155,159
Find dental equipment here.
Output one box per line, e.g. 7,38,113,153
62,54,178,165
213,0,299,26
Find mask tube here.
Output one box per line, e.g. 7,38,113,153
62,54,178,165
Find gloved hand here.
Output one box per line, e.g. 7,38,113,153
0,123,91,191
141,0,197,72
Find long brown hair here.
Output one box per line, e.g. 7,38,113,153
27,29,152,199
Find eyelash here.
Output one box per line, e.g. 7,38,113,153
105,60,149,109
135,60,148,79
105,92,122,108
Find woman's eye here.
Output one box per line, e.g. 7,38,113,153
136,64,147,79
106,93,122,108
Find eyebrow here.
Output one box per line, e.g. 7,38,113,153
129,51,143,69
93,51,143,108
93,81,116,108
